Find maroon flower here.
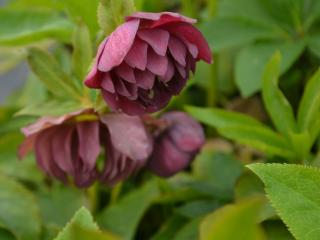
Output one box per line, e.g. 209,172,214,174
147,112,205,177
85,12,212,115
19,111,153,187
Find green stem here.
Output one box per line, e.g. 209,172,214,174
111,182,123,204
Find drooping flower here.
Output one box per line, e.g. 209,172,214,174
19,110,153,187
146,112,205,177
85,12,212,115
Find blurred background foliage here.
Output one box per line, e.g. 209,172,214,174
2,0,320,239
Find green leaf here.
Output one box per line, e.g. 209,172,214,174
0,228,15,240
263,221,294,240
200,18,275,52
235,40,305,97
28,47,81,99
0,9,73,46
151,215,187,240
37,186,86,228
16,100,84,117
72,22,93,81
308,34,320,58
193,151,243,200
218,125,294,158
262,52,297,136
174,217,202,240
176,200,220,219
54,207,99,240
62,0,99,35
98,0,136,35
97,180,159,240
248,163,320,240
297,68,320,142
200,197,266,240
70,225,119,240
0,47,27,74
185,106,263,129
0,174,41,240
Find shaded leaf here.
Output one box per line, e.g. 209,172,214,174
0,174,41,240
262,52,297,136
235,40,305,96
97,180,159,240
72,22,93,81
185,105,262,129
218,125,294,158
28,47,80,99
0,9,73,46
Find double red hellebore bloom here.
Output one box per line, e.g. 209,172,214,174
85,12,212,115
147,112,205,177
19,110,152,187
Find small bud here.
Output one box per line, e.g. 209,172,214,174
147,112,205,177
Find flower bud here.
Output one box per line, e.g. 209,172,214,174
147,112,205,177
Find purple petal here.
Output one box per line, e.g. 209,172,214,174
116,63,136,83
135,70,155,90
168,36,187,66
76,121,100,171
101,72,115,93
125,38,148,71
126,12,196,28
164,22,212,63
138,29,169,56
147,49,168,76
84,38,108,88
98,19,140,72
100,113,153,161
159,60,174,83
51,126,75,174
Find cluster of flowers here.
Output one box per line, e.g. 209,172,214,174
19,12,211,187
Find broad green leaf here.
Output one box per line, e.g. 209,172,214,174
97,180,159,240
54,207,99,240
0,174,41,240
218,125,294,158
263,221,294,240
37,186,86,228
200,197,266,240
176,200,220,219
28,47,81,99
70,225,119,240
0,228,15,240
249,163,320,240
151,215,187,240
308,34,320,58
16,100,84,117
98,0,136,35
262,52,297,136
62,0,99,35
185,105,262,129
72,22,93,81
235,40,305,97
0,9,73,46
200,18,275,52
174,217,202,240
0,47,27,74
297,68,320,142
193,150,243,200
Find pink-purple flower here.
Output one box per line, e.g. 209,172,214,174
146,112,205,177
85,12,212,115
19,110,153,187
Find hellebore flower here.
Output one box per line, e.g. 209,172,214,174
146,112,205,177
85,12,212,115
19,110,153,187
